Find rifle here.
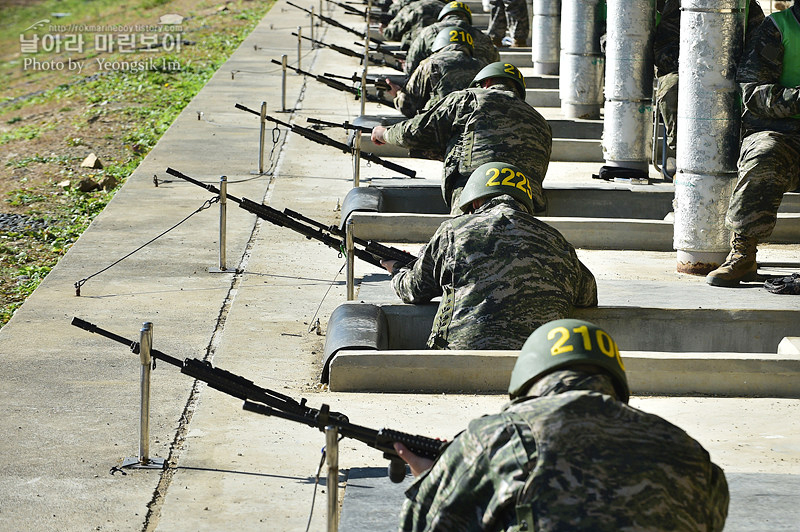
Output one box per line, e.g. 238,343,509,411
271,59,393,106
165,167,417,268
71,317,446,482
287,0,394,54
307,117,373,133
234,102,415,178
322,71,393,92
290,33,404,71
328,0,395,25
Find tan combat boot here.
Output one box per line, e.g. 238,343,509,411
706,233,758,287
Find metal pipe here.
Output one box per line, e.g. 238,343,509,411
258,102,266,174
326,425,339,532
674,0,745,274
281,55,288,111
218,176,228,270
353,123,362,187
602,0,654,172
310,5,315,44
138,322,153,464
559,0,604,119
531,0,560,75
361,17,369,117
297,26,302,70
346,219,355,301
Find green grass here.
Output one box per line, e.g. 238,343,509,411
0,0,274,326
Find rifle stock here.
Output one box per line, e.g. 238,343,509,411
71,317,446,483
165,167,416,268
234,102,416,178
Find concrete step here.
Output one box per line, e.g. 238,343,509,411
340,182,675,222
500,49,532,68
524,74,559,89
321,300,800,396
344,211,800,249
525,87,559,107
328,347,800,397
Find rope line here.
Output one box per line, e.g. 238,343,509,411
73,197,219,296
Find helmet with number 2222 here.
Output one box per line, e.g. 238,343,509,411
458,162,535,214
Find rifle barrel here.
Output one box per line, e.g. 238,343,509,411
233,103,417,178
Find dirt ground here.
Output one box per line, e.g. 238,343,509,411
0,0,270,322
0,0,264,217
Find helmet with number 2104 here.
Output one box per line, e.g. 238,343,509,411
508,319,630,403
432,27,474,53
438,1,472,24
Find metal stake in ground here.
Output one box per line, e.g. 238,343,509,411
209,176,237,274
121,322,166,470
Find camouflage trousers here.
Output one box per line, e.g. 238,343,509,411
488,0,530,43
726,130,800,239
656,72,679,154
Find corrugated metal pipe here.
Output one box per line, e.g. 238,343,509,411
559,0,604,119
602,0,654,172
532,0,561,75
674,0,745,274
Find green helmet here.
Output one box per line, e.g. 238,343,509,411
458,162,535,214
432,26,475,53
508,319,630,403
471,61,526,97
438,1,472,24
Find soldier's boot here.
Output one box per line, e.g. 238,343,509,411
706,233,759,287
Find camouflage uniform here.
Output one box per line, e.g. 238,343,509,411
726,4,800,239
405,18,500,76
654,0,764,154
383,86,552,213
388,0,419,18
394,44,485,117
399,370,730,531
487,0,528,46
384,0,445,49
390,196,597,349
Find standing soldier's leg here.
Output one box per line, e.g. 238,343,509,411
707,131,800,286
656,72,679,154
506,0,530,47
488,0,508,47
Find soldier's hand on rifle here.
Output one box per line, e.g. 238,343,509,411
380,259,399,273
372,125,388,145
385,78,402,99
393,442,434,477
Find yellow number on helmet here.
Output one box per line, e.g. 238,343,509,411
548,327,574,356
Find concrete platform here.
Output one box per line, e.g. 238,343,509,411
339,180,676,221
0,2,798,531
343,210,800,250
327,347,800,397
